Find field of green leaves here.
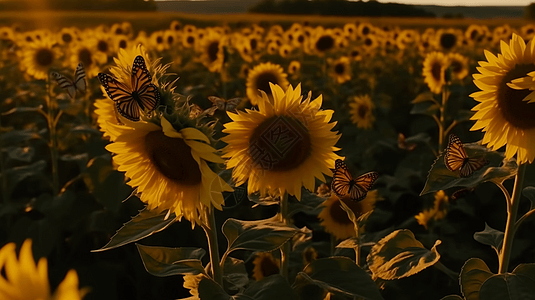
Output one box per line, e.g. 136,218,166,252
1,12,535,300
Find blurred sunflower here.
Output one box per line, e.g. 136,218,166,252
68,39,104,78
106,116,232,225
422,51,450,94
288,60,300,76
182,273,205,299
182,32,197,48
434,28,462,52
169,20,182,32
310,27,337,56
93,30,113,59
465,24,485,45
291,31,307,48
278,44,293,58
362,34,379,52
357,22,374,37
447,52,469,81
471,34,535,164
415,190,449,229
252,252,280,281
349,95,375,129
197,29,226,73
19,35,59,80
521,24,535,41
223,83,342,200
328,56,351,84
163,30,179,49
57,27,79,46
349,48,362,61
318,191,379,240
149,30,167,52
343,23,358,40
246,62,289,105
0,239,88,300
112,34,130,51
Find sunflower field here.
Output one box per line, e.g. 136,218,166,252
2,11,535,300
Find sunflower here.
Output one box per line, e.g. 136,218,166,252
149,30,167,52
252,252,280,281
471,34,535,164
223,83,342,200
422,51,450,94
288,60,301,76
415,190,449,229
246,62,289,105
349,95,375,129
0,239,88,300
362,34,379,52
57,27,79,46
169,20,182,32
465,24,485,45
447,52,469,81
357,22,374,37
329,56,352,84
163,30,179,49
94,98,125,141
434,28,462,52
278,44,293,58
182,32,196,48
19,35,59,80
182,273,205,299
309,27,337,56
68,39,104,78
521,24,535,41
343,23,358,40
318,191,379,240
106,116,232,225
291,31,307,48
197,29,226,73
112,34,130,51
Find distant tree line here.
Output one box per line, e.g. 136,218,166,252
0,0,157,11
249,0,436,17
526,2,535,19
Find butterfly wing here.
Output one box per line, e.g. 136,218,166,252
444,134,467,172
331,159,353,198
225,98,242,111
51,72,75,99
73,63,86,94
208,96,226,110
349,171,379,202
459,157,488,178
98,73,140,121
131,55,160,112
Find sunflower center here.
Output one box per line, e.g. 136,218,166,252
145,130,202,185
362,26,370,35
297,35,304,43
528,28,534,34
329,198,364,225
497,63,535,129
255,72,279,98
115,28,123,35
156,36,163,44
97,40,108,53
334,63,345,75
167,36,174,44
364,38,372,46
431,62,443,82
35,48,53,67
62,33,72,43
250,38,258,50
440,33,456,50
259,256,279,277
208,41,219,62
470,29,478,40
248,115,311,172
315,35,334,52
119,40,127,49
78,48,92,67
358,104,368,118
450,60,462,74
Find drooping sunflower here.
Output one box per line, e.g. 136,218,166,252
246,62,289,105
19,35,60,80
471,34,535,164
223,83,342,200
422,51,450,94
0,239,88,300
318,191,379,240
252,252,280,281
328,56,352,84
447,52,469,81
349,95,375,129
105,116,232,225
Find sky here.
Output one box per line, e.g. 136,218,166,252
374,0,530,6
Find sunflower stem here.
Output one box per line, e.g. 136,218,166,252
46,75,59,195
0,112,8,203
438,86,448,152
202,205,223,286
498,163,526,274
279,192,291,279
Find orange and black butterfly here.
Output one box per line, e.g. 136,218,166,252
208,96,241,112
444,134,488,178
331,159,379,202
98,55,160,121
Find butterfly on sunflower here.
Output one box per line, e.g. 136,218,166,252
208,96,241,112
444,134,489,178
97,55,160,122
51,63,86,99
331,159,379,202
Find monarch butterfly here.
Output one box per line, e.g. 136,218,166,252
444,134,488,178
331,159,379,202
208,96,242,112
98,55,160,122
51,63,86,99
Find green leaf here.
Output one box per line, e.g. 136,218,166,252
336,237,359,249
136,244,206,277
1,106,43,116
92,207,176,252
0,129,39,145
479,264,535,300
367,229,441,280
339,200,359,235
1,160,46,197
411,92,437,104
222,257,249,292
410,101,439,116
3,146,35,162
440,296,464,300
222,217,299,255
197,276,231,300
288,188,326,217
292,257,384,300
473,223,504,256
420,142,514,195
460,258,494,300
522,187,535,210
239,275,295,300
